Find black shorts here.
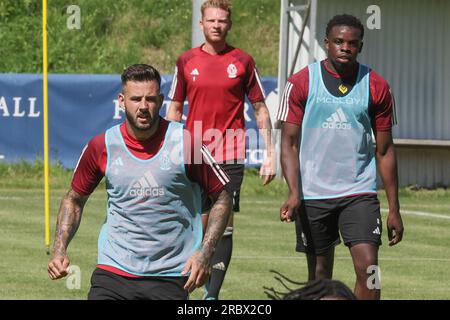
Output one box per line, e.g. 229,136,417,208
88,268,189,300
295,194,382,255
202,163,244,213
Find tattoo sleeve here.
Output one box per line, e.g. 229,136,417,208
253,102,274,156
52,189,88,257
201,189,232,261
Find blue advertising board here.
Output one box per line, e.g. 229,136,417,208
0,74,278,168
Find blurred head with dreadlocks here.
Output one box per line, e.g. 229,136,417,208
283,279,356,300
263,270,356,300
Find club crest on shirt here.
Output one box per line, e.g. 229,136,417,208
111,156,123,175
338,84,348,94
227,63,237,78
160,151,172,171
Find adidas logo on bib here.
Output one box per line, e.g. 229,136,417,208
322,107,352,130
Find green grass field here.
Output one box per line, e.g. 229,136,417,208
0,163,449,299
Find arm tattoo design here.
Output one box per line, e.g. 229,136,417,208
253,102,274,155
52,190,88,256
201,189,232,262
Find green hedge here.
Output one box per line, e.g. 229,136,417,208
0,0,279,75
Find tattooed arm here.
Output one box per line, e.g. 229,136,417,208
47,189,89,280
182,188,232,292
253,101,276,185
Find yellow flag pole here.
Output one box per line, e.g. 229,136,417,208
42,0,51,255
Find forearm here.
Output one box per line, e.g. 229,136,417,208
377,145,400,212
167,101,183,122
281,142,301,199
201,189,232,261
52,190,86,256
253,102,274,156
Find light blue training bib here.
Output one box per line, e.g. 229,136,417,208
98,121,202,276
299,61,376,200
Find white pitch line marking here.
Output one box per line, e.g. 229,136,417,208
381,208,450,220
240,201,450,220
232,256,450,262
1,198,449,220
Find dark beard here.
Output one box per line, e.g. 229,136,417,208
125,109,152,131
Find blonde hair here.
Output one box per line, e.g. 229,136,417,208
201,0,232,19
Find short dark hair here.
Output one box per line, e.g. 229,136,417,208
326,14,364,39
283,279,357,300
121,64,161,89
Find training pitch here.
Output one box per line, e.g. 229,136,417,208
0,166,449,299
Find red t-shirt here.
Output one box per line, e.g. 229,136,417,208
71,118,229,278
277,59,396,131
169,44,266,162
